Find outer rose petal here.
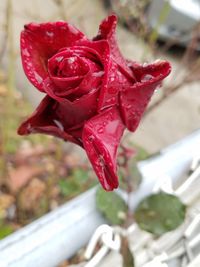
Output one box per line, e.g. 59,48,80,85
18,84,100,145
82,107,125,191
120,60,171,131
93,14,135,80
92,15,135,111
18,95,82,146
21,21,85,92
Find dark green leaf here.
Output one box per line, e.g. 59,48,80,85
58,169,90,198
96,187,128,225
132,143,150,161
72,169,88,184
58,179,81,197
135,192,186,235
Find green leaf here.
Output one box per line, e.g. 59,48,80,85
132,143,150,162
135,192,186,236
96,187,128,225
72,169,88,184
0,224,13,239
58,179,81,197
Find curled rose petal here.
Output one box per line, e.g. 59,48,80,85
82,107,125,191
18,85,100,144
21,21,85,92
17,95,82,146
120,60,171,131
93,15,136,111
94,14,135,80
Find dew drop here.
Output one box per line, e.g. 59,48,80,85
56,56,63,62
53,120,64,131
98,155,105,167
142,62,149,67
22,48,30,57
97,127,104,134
141,74,153,82
88,135,95,142
126,104,132,109
67,57,75,64
46,31,54,37
93,71,104,77
34,72,43,84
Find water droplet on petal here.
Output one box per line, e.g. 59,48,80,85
53,120,64,131
56,56,63,62
142,62,149,67
97,127,104,134
67,57,75,64
141,74,154,82
46,31,54,37
34,71,43,84
93,71,104,77
22,48,30,57
88,135,95,142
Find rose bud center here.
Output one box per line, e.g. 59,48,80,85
56,56,89,78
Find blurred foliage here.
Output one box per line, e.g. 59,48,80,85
135,192,186,235
96,187,128,225
119,158,143,192
133,143,150,162
0,221,14,240
59,169,95,199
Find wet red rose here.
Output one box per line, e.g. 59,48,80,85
18,15,171,191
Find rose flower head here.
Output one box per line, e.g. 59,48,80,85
18,15,171,191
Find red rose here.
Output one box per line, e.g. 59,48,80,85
18,15,171,191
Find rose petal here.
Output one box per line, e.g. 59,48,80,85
42,78,100,126
82,107,125,191
46,45,105,98
98,60,134,111
93,14,135,80
21,21,85,92
18,95,82,146
92,16,136,111
55,87,100,128
120,60,171,131
77,39,125,110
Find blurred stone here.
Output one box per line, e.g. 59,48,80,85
19,178,46,211
8,165,43,192
0,194,15,219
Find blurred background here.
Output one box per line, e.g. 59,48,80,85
0,0,200,244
